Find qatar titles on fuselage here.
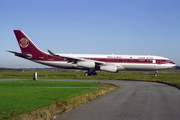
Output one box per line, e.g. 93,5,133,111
7,30,176,76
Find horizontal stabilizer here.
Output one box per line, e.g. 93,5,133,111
6,50,32,59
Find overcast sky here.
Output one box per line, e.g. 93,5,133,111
0,0,180,68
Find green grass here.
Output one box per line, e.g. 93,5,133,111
0,80,102,119
1,70,180,84
0,80,101,87
0,70,180,119
0,70,180,87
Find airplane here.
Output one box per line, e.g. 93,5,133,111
7,30,176,76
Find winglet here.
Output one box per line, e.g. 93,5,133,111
47,50,59,57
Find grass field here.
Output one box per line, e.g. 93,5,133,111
0,80,101,87
0,69,180,88
0,69,180,119
0,80,117,119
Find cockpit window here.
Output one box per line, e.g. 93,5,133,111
166,60,171,62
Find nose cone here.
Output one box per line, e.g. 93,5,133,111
169,61,177,68
171,61,176,65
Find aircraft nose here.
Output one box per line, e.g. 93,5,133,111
171,61,177,68
172,61,176,66
167,60,177,69
169,60,176,65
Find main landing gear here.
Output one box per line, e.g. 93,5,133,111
84,69,97,76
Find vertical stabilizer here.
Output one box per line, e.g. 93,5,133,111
13,30,45,55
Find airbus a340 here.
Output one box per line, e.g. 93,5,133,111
7,30,176,76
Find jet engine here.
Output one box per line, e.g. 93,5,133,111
117,65,125,70
77,61,95,68
100,65,118,73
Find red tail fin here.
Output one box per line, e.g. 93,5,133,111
14,30,45,55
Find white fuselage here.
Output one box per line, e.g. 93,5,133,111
33,53,176,71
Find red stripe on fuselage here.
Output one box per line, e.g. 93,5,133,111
32,56,175,65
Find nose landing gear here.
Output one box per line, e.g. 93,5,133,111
154,70,158,76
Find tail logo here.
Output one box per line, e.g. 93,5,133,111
19,38,29,48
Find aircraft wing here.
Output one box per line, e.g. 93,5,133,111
48,50,105,65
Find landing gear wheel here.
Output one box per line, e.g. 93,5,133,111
154,70,158,76
84,72,97,76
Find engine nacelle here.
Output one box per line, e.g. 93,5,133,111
77,61,95,68
117,65,125,71
100,65,118,73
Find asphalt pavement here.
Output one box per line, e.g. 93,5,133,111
54,79,180,120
